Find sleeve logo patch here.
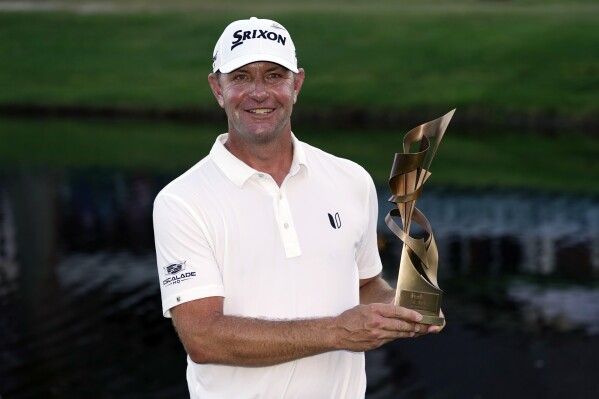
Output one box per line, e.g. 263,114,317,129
162,261,196,286
164,262,186,275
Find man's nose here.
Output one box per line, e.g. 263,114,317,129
249,78,268,101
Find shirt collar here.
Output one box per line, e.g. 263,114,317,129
210,133,308,188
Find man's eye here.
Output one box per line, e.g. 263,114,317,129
233,75,248,81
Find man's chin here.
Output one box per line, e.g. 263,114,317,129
247,130,285,145
233,125,290,145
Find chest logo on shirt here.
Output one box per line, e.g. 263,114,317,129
328,212,341,229
162,261,196,286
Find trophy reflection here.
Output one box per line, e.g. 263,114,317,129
385,109,455,326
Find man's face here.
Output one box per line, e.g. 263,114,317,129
209,61,305,145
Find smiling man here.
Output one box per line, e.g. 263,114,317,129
153,17,443,399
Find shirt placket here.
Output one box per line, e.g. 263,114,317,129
256,173,302,259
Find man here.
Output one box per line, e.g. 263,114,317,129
153,17,444,398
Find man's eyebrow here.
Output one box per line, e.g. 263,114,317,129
228,65,288,76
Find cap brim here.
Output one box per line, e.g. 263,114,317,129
217,54,298,73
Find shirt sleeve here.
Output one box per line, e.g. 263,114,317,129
153,192,225,317
355,172,384,279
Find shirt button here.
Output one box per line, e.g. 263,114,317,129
258,173,264,178
283,222,289,229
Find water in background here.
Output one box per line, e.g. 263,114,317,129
1,168,598,399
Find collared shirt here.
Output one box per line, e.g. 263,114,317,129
153,133,382,398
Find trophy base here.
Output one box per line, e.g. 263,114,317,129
396,289,443,326
419,314,445,326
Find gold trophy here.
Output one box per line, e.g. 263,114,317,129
385,109,455,326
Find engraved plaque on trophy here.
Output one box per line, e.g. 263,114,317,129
385,110,455,326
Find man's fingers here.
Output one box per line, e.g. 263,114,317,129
427,316,446,334
378,316,422,335
375,304,446,336
427,325,442,334
372,303,423,323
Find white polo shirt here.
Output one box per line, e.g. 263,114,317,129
153,133,382,399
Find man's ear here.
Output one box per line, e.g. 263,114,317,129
293,68,305,104
208,73,225,108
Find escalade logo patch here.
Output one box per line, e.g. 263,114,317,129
164,261,186,275
162,261,196,286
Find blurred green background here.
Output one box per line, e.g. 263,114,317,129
1,2,599,398
1,0,598,192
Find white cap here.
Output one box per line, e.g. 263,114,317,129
212,17,298,73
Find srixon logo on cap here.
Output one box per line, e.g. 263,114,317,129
230,29,287,50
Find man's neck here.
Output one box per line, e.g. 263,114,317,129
224,132,294,187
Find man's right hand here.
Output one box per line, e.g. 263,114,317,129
333,303,427,352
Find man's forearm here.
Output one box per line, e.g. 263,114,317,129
179,313,339,367
172,293,423,368
172,296,344,367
